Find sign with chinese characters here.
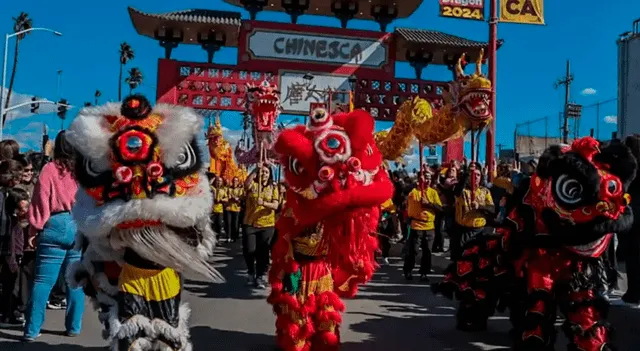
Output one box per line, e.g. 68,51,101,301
279,71,352,115
245,28,388,68
439,0,485,21
500,0,544,25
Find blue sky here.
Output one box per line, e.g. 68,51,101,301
1,0,638,169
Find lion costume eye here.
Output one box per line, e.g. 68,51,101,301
176,143,197,170
554,174,584,205
607,179,620,195
84,158,103,177
289,157,303,175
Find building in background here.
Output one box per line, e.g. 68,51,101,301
618,19,640,138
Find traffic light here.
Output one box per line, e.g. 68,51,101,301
30,96,39,113
57,98,68,120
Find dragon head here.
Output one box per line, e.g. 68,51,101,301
275,108,393,226
247,80,281,132
524,137,637,256
67,95,221,281
453,49,492,129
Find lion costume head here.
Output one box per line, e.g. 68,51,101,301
67,95,221,281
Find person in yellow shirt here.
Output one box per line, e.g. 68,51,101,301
210,176,228,241
225,177,245,243
403,171,443,282
243,166,279,289
451,162,495,260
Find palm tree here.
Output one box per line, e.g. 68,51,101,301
118,42,134,100
124,68,143,94
3,12,32,126
94,89,101,105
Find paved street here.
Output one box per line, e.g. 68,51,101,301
1,242,640,350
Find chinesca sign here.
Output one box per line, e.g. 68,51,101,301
500,0,544,25
245,29,388,68
279,70,352,115
439,0,485,21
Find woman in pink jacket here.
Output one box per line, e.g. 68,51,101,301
22,131,84,341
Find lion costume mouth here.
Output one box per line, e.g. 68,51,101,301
290,166,380,200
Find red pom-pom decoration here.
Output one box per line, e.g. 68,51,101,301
147,162,163,178
115,166,133,184
318,166,335,182
346,157,361,172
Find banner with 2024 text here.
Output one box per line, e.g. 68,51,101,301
500,0,545,25
439,0,485,21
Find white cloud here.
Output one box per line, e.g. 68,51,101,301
581,88,597,96
0,86,58,121
3,121,45,151
604,115,617,124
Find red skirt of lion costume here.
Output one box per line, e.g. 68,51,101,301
433,137,637,351
268,108,393,351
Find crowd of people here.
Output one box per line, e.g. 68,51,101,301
2,132,640,344
0,132,84,341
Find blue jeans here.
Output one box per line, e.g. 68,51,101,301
24,212,84,338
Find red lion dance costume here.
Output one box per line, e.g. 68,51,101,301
433,137,637,351
267,108,393,351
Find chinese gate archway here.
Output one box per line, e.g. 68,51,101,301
129,2,501,163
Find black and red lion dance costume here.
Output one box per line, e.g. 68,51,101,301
267,108,393,351
433,137,637,351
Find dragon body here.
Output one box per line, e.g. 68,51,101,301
374,50,493,161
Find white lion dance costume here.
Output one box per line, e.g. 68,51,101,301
65,95,222,350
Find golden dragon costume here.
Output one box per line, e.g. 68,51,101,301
374,49,492,161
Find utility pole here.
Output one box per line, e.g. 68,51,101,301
554,60,574,144
595,101,600,139
56,70,63,100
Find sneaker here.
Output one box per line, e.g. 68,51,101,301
21,333,41,342
610,299,640,308
420,274,430,283
0,317,24,327
64,331,80,337
255,276,267,289
607,289,623,297
47,301,64,310
382,257,390,265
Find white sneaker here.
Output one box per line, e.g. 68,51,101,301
609,299,640,308
382,258,390,265
606,289,623,297
255,276,267,289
